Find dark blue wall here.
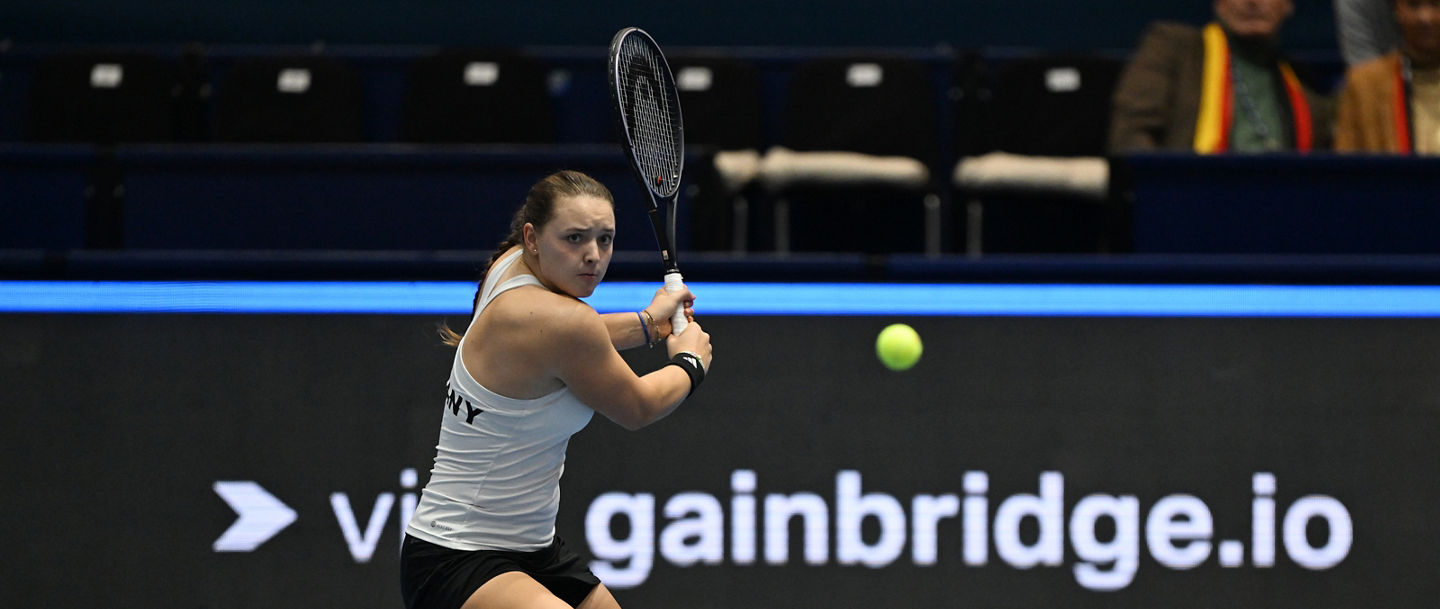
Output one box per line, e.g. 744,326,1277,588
2,0,1336,51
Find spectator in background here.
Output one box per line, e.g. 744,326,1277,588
1109,0,1332,154
1336,0,1403,65
1334,0,1440,153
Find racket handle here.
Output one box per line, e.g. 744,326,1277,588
663,270,688,336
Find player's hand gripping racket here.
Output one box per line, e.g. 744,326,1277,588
608,27,689,335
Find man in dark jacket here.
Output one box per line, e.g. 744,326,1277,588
1108,0,1333,153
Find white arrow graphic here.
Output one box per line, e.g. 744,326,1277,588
212,481,298,552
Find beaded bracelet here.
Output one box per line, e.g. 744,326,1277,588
640,309,659,348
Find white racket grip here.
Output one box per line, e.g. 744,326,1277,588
663,270,688,336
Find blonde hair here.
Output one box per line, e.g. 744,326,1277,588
439,170,615,346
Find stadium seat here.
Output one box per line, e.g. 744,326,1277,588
760,56,940,254
212,54,366,143
667,53,765,251
953,52,1126,254
26,51,179,143
400,50,555,144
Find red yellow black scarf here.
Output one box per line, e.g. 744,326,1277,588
1193,23,1313,154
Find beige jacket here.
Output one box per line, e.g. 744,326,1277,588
1334,51,1407,153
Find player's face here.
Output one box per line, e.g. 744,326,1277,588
528,195,615,298
1397,0,1440,65
1214,0,1293,39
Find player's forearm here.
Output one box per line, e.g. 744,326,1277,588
595,366,691,431
627,366,693,429
599,311,645,350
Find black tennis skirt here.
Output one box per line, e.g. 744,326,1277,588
400,534,602,609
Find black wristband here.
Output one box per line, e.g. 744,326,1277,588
666,352,705,397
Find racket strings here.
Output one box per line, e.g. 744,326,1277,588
617,37,682,198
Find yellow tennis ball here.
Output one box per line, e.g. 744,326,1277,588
876,323,922,371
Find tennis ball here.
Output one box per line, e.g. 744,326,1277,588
875,323,923,371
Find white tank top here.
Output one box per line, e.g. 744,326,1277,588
406,250,595,551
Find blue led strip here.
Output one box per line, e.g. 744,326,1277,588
3,281,1440,317
0,281,471,314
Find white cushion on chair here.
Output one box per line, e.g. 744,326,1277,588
953,152,1108,200
757,146,930,191
711,149,762,193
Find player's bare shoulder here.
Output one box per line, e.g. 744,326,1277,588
467,285,604,384
486,286,603,341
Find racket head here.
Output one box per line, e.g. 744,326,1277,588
608,27,685,205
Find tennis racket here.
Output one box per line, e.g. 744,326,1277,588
607,27,689,335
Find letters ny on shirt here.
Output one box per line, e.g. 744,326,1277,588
445,382,484,424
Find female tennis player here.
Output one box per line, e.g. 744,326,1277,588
401,170,713,609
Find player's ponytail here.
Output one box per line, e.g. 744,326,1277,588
439,170,613,347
